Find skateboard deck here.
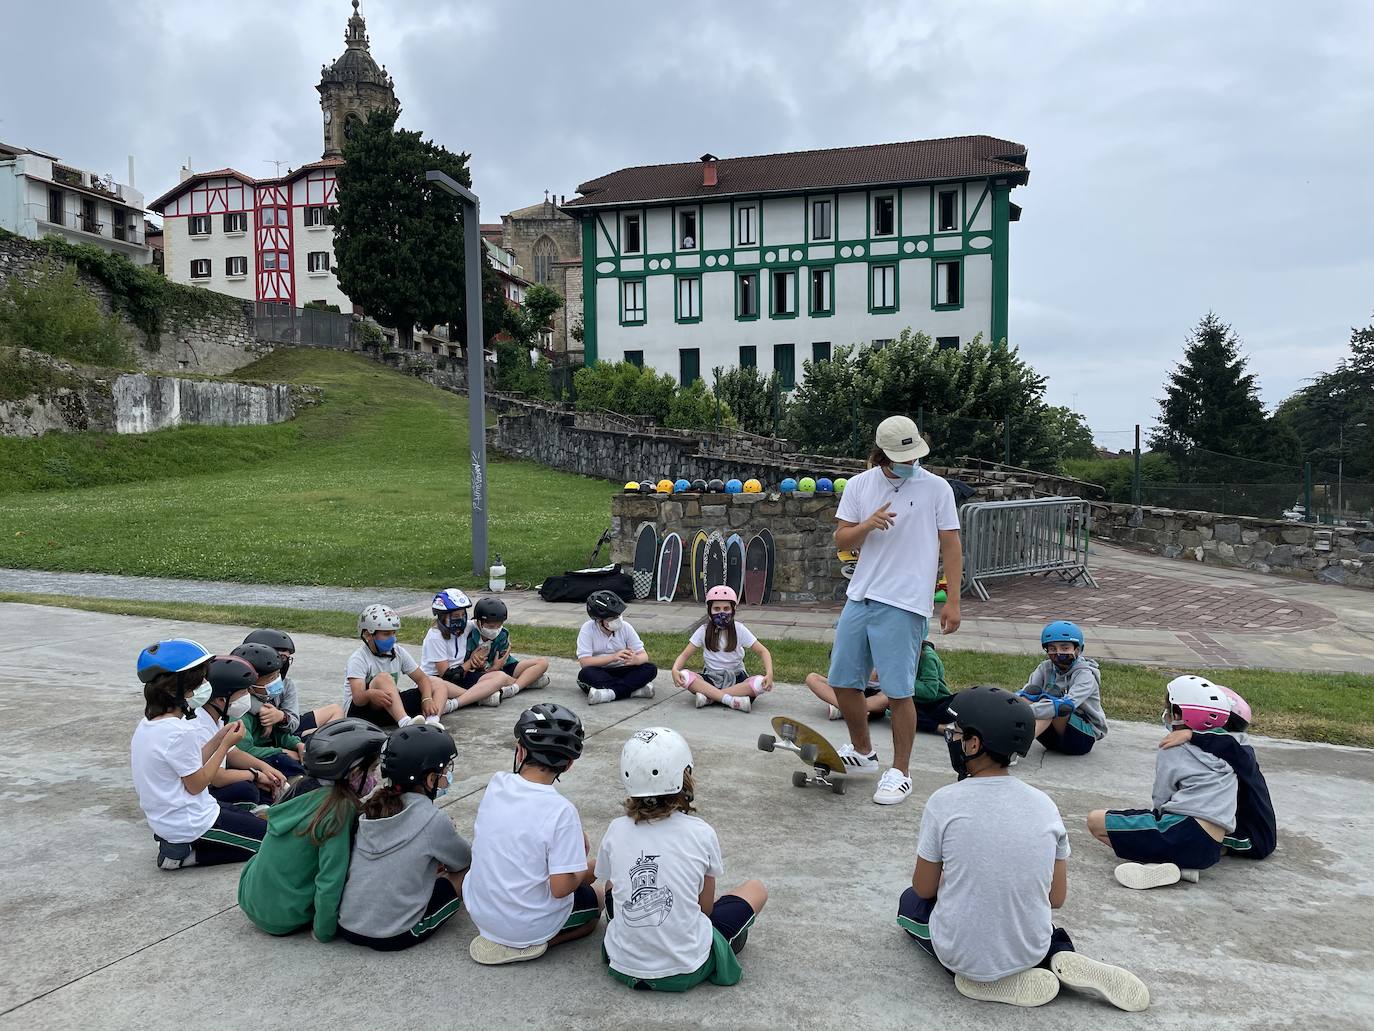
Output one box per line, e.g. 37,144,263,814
632,522,658,600
656,532,683,602
759,528,775,604
705,531,726,589
757,715,846,794
691,530,708,602
837,547,859,581
742,534,768,605
725,533,745,597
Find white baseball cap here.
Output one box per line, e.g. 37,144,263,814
875,415,930,462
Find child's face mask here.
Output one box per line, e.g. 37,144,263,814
602,617,623,632
477,624,501,641
262,676,283,698
188,684,212,710
370,634,396,654
226,695,251,720
710,611,733,628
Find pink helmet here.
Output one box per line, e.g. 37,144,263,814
1218,685,1251,732
1166,676,1232,732
705,585,738,604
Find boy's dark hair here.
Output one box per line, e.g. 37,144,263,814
960,724,1013,769
624,769,696,823
143,671,193,721
866,445,891,470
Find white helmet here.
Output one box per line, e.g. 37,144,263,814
1165,675,1232,733
358,604,401,634
431,588,471,613
619,727,693,798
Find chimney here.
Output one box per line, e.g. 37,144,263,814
700,153,718,188
128,155,135,187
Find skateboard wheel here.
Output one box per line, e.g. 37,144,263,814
799,743,819,765
791,770,808,788
757,734,776,753
831,779,846,795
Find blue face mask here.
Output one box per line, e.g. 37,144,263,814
1049,651,1077,670
435,785,449,798
443,615,467,635
371,635,396,654
891,462,916,479
264,676,284,698
710,611,733,628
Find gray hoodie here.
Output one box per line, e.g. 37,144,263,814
338,793,472,939
1021,657,1108,739
1153,741,1237,833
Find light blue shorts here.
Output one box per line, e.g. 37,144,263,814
827,600,928,699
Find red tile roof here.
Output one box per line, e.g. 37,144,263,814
149,159,345,212
564,135,1028,209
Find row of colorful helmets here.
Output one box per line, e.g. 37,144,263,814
624,476,849,495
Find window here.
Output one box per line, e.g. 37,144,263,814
263,251,291,272
737,272,759,319
624,350,644,368
224,212,247,234
774,343,796,390
533,236,556,284
225,256,248,277
679,348,701,386
623,213,642,255
80,198,99,234
620,278,646,324
675,276,701,323
870,263,897,312
811,199,832,240
935,260,962,308
872,338,893,351
873,194,895,236
305,206,329,227
812,341,831,365
189,214,211,236
678,209,697,249
770,269,797,318
936,336,960,350
259,206,288,227
739,345,756,369
736,204,756,245
809,267,832,316
938,189,958,232
308,251,330,273
47,188,63,225
190,259,211,279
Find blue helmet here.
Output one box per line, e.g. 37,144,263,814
137,638,212,684
816,477,834,493
1040,621,1084,650
431,588,471,613
725,478,743,494
780,477,798,492
674,478,691,493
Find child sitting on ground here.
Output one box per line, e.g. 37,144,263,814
670,586,773,713
1018,621,1108,756
1157,680,1275,861
337,724,470,950
463,596,551,704
196,655,288,809
1087,676,1238,889
897,686,1149,1010
238,718,387,941
420,589,510,710
241,628,343,737
465,704,602,965
806,640,953,731
597,727,768,992
343,604,449,728
230,642,307,778
576,591,657,705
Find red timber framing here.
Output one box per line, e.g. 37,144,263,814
255,183,294,304
298,168,338,206
165,176,249,217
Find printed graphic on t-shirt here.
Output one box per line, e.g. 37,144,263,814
622,852,674,927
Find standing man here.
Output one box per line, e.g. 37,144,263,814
829,416,962,805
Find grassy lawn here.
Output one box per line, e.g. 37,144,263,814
4,591,1366,748
0,349,615,589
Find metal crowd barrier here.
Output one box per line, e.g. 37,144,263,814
959,496,1097,601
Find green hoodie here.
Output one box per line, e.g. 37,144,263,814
237,787,354,941
235,708,303,761
913,642,950,704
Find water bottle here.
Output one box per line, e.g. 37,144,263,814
489,554,506,592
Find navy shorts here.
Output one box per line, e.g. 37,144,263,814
1105,809,1223,870
1038,716,1097,756
344,686,425,729
295,710,319,734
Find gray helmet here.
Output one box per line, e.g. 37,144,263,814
515,703,585,772
303,718,388,781
207,655,258,699
947,686,1036,760
243,628,295,653
230,642,282,676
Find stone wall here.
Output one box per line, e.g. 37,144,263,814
1091,503,1374,589
611,491,848,605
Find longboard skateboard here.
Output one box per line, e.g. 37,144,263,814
725,533,745,597
632,522,658,600
742,534,768,606
691,530,708,602
656,532,683,602
705,530,727,589
837,547,859,581
757,715,847,794
759,528,775,604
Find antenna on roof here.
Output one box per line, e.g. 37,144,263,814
263,159,286,177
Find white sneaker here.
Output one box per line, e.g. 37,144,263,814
694,693,712,709
442,697,461,715
469,935,548,966
955,969,1059,1007
479,691,503,707
1050,952,1150,1012
396,715,417,728
1113,862,1182,890
532,674,550,690
725,694,751,713
587,687,616,705
630,685,655,699
500,682,522,701
1179,869,1200,883
424,714,443,726
837,744,880,774
826,704,842,721
872,768,912,805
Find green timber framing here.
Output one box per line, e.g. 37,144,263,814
574,176,1017,364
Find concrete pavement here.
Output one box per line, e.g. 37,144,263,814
1,602,1372,1030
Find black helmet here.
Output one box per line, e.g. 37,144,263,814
638,480,654,493
515,703,585,772
947,686,1036,760
586,590,627,620
707,478,725,493
382,724,458,788
474,596,508,623
690,478,707,492
243,628,295,653
304,718,388,781
207,655,258,699
230,642,282,676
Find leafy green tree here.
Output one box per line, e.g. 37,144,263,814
0,263,129,365
665,378,735,431
503,283,563,348
1275,322,1374,480
1043,406,1097,460
572,361,675,419
333,109,471,350
712,365,787,436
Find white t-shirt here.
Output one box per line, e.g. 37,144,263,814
916,776,1069,981
463,772,588,948
420,626,469,676
596,812,724,979
836,465,959,616
341,643,420,709
576,618,645,668
130,716,219,843
190,706,230,769
688,620,757,675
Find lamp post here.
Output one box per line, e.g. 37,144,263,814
425,169,487,577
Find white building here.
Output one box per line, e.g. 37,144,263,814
563,136,1028,386
0,141,152,264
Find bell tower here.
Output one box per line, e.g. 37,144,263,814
317,1,400,159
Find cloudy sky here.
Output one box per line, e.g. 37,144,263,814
6,0,1372,445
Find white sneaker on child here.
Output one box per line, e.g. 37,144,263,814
500,682,522,701
1049,952,1150,1012
1113,862,1183,890
479,691,503,707
954,969,1059,1007
630,685,655,699
469,935,548,966
424,715,443,726
396,715,418,728
826,704,842,721
725,694,751,713
532,674,550,690
694,693,712,709
587,687,616,705
442,698,461,715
